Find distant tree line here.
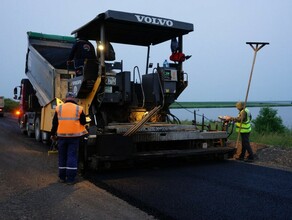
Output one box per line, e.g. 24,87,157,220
252,107,286,134
4,98,19,112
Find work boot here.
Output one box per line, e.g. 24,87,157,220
66,180,77,185
66,177,77,185
58,178,66,183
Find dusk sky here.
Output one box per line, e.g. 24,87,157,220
1,0,291,102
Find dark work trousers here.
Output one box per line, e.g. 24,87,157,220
240,132,254,159
58,137,79,182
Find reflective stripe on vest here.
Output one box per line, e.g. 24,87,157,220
236,108,251,133
56,103,88,137
58,105,80,121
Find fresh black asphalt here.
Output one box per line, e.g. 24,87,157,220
88,159,292,220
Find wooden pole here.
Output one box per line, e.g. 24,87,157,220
235,42,269,156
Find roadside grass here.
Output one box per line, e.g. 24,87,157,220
225,128,292,149
251,130,292,149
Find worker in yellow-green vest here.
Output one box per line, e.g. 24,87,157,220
231,101,255,162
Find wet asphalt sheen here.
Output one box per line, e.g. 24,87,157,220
88,160,292,220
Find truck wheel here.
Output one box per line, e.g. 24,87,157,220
26,122,34,138
41,131,50,144
20,124,27,135
89,156,99,170
20,117,27,135
34,117,41,142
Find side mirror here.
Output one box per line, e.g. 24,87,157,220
13,87,21,100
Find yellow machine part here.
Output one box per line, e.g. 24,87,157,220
41,97,64,132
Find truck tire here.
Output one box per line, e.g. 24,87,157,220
34,117,41,142
20,116,27,135
89,155,99,170
41,131,50,144
26,122,34,138
20,125,27,135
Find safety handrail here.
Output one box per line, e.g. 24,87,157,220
133,66,145,108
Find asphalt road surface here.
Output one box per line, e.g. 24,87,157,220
1,114,292,220
0,114,154,220
88,159,292,220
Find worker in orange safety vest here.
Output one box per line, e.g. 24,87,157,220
51,92,88,184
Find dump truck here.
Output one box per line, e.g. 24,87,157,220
14,10,235,169
0,96,4,117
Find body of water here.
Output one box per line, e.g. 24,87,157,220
170,106,292,128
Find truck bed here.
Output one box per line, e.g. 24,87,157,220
25,32,75,106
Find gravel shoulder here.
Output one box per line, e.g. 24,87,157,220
229,140,292,172
0,151,155,220
0,116,155,220
253,145,292,172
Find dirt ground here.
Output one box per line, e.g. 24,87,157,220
229,141,292,172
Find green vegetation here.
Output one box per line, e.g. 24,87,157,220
228,130,292,149
229,107,292,148
180,106,292,148
251,131,292,148
4,98,19,112
180,119,193,125
253,107,286,134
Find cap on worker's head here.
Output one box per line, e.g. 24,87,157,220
65,92,76,101
236,101,244,110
